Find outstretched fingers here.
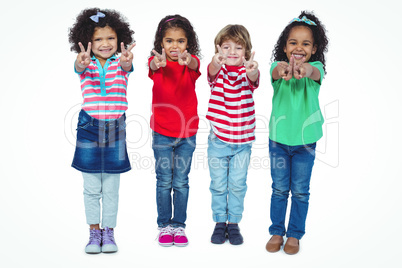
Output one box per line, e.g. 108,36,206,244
127,42,136,52
121,42,128,56
248,51,255,63
216,45,227,65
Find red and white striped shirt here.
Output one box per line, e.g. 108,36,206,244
76,56,132,120
206,65,259,144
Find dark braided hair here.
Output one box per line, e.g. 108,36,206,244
272,11,328,74
69,8,134,56
150,14,201,58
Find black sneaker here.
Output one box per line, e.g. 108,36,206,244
211,223,227,244
227,224,243,245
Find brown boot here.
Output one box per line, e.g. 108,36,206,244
265,235,283,253
283,237,299,255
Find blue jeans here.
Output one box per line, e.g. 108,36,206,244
208,132,252,223
82,172,120,228
152,131,196,228
268,139,316,240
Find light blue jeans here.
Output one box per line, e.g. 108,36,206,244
82,172,120,228
207,132,252,223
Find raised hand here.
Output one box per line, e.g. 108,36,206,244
178,50,192,66
243,51,258,75
76,42,92,70
293,56,312,79
277,56,294,81
152,49,167,68
120,42,136,71
243,51,259,83
213,45,228,66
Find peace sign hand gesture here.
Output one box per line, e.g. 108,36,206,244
293,56,312,79
277,56,294,81
178,50,192,66
213,45,228,67
243,51,258,74
152,49,167,69
243,51,259,83
76,42,92,72
120,42,136,71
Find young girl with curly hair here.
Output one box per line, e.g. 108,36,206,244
68,7,135,254
148,14,201,247
206,25,259,245
265,11,329,255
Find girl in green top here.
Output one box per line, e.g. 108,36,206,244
265,11,329,255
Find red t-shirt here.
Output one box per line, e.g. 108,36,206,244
148,55,201,138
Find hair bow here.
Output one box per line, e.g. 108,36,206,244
289,16,317,26
90,12,106,23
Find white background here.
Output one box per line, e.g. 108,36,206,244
1,0,401,267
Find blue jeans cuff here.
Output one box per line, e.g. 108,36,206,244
286,232,303,240
228,214,242,223
213,214,228,223
270,231,286,237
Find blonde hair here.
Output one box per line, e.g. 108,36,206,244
214,24,252,60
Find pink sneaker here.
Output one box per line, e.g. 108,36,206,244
173,227,188,247
158,226,174,246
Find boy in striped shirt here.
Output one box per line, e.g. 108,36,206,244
207,25,259,245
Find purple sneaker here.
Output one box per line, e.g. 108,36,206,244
173,227,188,247
158,226,174,247
102,227,118,253
85,229,102,254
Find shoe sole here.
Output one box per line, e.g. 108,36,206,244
158,243,174,247
85,250,101,254
85,245,101,254
102,245,118,253
211,239,226,244
174,243,188,247
229,241,244,245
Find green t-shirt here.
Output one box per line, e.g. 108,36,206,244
269,61,325,146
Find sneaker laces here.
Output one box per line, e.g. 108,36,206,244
156,225,174,239
103,227,115,243
174,227,186,237
88,229,101,245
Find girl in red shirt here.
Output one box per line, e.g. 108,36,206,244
148,14,201,247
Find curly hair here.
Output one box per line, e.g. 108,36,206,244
150,14,201,58
69,8,134,56
214,24,252,61
271,11,329,74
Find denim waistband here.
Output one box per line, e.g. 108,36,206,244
79,109,126,128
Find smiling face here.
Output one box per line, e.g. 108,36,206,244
91,26,118,65
220,39,246,66
161,27,188,62
284,26,317,63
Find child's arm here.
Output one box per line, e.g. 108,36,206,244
243,51,259,83
75,42,92,73
120,42,136,72
208,45,227,81
178,50,198,71
150,49,167,71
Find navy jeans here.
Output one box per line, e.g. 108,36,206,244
268,139,316,240
152,131,196,228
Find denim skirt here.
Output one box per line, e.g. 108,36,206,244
72,110,131,174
